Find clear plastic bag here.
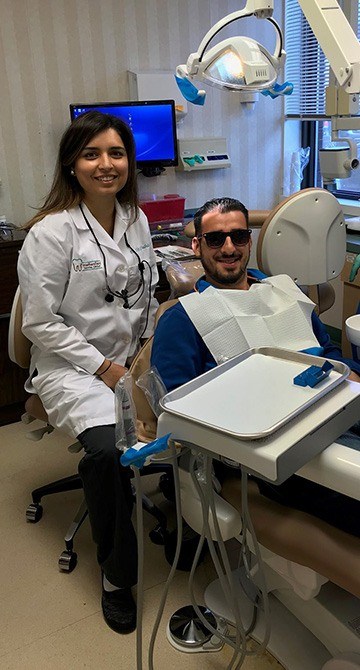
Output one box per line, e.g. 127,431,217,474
162,258,203,298
194,451,208,485
135,365,167,418
284,147,311,195
290,147,310,193
115,372,138,450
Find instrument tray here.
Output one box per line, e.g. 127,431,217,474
159,347,349,440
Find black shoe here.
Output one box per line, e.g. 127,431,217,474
101,585,136,634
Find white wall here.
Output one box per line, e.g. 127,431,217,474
0,0,284,225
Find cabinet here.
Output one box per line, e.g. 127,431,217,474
0,240,28,425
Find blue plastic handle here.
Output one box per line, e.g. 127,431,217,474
293,361,333,388
120,433,171,468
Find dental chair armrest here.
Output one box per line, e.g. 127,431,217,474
297,439,360,502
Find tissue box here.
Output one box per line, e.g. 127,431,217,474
140,194,185,224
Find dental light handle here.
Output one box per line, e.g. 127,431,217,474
175,70,206,105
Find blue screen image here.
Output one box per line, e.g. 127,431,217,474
71,102,177,165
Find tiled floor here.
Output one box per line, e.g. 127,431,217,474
0,419,284,669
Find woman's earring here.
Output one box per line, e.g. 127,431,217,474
70,168,75,176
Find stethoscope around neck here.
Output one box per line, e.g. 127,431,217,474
79,203,150,310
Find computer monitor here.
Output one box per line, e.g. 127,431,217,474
69,99,178,176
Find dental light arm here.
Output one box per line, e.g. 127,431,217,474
190,2,283,70
297,0,360,94
297,0,360,180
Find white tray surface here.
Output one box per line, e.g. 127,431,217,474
164,354,342,436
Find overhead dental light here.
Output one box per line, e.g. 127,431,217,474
176,0,360,181
185,34,281,91
176,0,288,104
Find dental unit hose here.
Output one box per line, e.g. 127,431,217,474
116,368,187,670
117,368,270,668
147,439,184,670
189,454,271,668
189,453,247,667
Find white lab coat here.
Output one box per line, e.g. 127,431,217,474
18,202,159,437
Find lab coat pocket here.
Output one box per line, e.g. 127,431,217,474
126,263,143,294
61,368,96,398
32,364,94,405
67,265,105,309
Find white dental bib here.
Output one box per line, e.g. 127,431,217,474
179,274,320,363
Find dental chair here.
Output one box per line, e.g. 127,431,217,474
131,329,360,669
8,287,172,572
147,189,360,669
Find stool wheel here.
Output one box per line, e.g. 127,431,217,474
26,503,43,523
149,524,169,545
159,473,175,501
58,550,77,573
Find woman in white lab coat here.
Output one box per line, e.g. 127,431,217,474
18,111,159,634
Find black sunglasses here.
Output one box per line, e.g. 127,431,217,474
196,229,252,249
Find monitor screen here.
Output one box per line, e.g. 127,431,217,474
69,100,178,170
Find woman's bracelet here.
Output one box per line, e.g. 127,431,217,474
97,360,112,376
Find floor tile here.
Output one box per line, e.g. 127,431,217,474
0,421,283,669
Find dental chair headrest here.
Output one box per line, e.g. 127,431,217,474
257,188,345,286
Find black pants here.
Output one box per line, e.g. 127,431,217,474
256,476,360,538
257,422,360,538
214,459,360,538
77,425,138,588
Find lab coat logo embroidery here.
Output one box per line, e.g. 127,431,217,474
72,258,102,272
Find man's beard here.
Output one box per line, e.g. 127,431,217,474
201,254,249,286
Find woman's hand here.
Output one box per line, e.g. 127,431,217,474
96,359,128,390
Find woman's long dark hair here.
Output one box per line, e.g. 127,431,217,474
26,111,138,228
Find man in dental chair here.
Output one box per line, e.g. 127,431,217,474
151,196,360,539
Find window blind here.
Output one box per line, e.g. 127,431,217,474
284,0,329,116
